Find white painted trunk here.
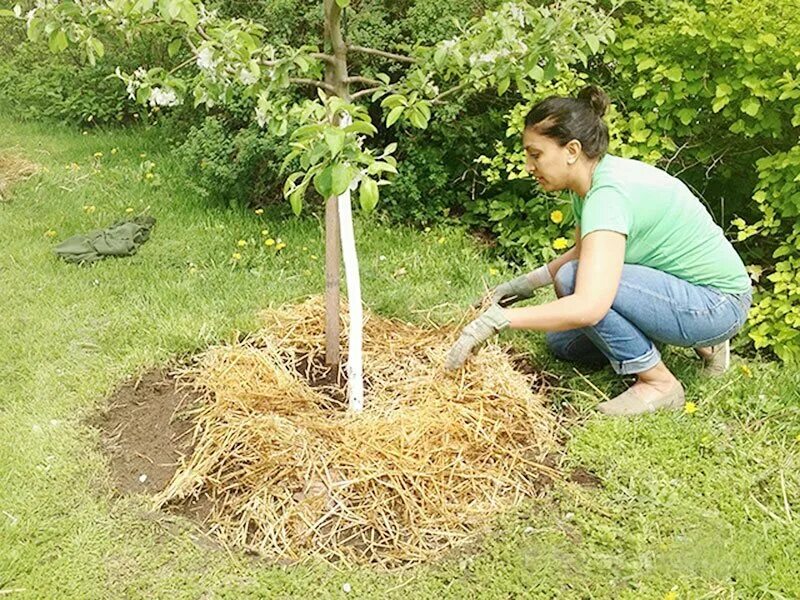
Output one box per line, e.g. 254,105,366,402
336,113,364,412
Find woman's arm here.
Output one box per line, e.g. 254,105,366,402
503,230,625,332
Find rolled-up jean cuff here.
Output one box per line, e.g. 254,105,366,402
611,344,662,375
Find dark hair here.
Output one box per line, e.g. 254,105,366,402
523,85,610,159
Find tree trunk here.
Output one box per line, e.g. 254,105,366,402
322,0,349,367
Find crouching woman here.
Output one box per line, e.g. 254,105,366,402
444,85,752,416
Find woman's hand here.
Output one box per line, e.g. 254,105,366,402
444,304,510,370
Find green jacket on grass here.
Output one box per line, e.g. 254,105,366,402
53,215,156,265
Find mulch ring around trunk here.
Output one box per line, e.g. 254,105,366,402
95,295,593,568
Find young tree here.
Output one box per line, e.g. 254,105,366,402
4,0,617,410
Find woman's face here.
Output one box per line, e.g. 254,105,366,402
522,127,577,192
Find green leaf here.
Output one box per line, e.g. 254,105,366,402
179,0,198,28
741,97,761,117
314,165,333,197
0,9,15,16
632,85,647,99
711,96,729,113
386,106,404,127
324,127,346,157
677,108,694,126
528,65,544,81
497,77,510,95
289,186,304,215
168,38,182,58
89,37,105,59
359,178,379,212
621,38,637,51
343,121,377,136
383,142,397,155
48,29,67,53
664,66,683,82
330,163,351,196
585,33,600,54
335,0,350,7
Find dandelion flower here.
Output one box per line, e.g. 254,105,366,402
237,239,247,247
254,208,264,215
489,267,499,276
232,252,242,260
684,402,697,415
139,152,147,158
111,148,118,155
550,210,563,224
261,229,269,236
438,237,445,244
276,242,287,251
93,152,103,159
739,364,752,377
145,172,154,180
310,254,318,260
125,207,134,213
44,229,57,238
552,237,569,250
264,238,275,246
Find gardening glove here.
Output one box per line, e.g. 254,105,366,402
444,304,510,371
473,264,552,309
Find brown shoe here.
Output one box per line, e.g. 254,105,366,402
597,382,685,416
695,339,730,377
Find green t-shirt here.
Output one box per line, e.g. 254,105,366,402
569,153,751,294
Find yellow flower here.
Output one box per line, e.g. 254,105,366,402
684,402,697,415
663,592,678,600
438,237,445,244
739,364,752,377
304,269,311,276
144,172,154,180
139,152,147,158
93,152,103,159
552,237,569,250
82,131,88,136
276,242,287,251
83,205,96,214
254,208,264,215
111,148,118,155
795,433,800,443
261,230,269,236
489,267,499,276
302,246,308,251
232,252,242,260
189,267,198,274
44,229,57,238
125,207,134,213
550,210,564,224
237,239,247,247
264,238,275,246
310,254,318,260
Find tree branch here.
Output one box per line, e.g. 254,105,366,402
432,81,470,104
311,52,336,64
351,86,383,100
345,76,383,86
289,78,336,93
347,44,417,64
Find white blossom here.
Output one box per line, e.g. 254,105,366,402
441,39,457,50
196,47,218,71
509,4,526,27
148,86,179,107
239,68,258,86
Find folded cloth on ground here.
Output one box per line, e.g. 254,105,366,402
54,215,156,264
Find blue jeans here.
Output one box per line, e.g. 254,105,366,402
546,260,753,375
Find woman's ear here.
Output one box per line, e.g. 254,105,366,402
566,139,582,165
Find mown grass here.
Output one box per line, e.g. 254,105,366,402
1,116,798,599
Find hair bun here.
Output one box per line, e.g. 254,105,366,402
577,85,610,118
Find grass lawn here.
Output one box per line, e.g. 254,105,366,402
1,116,798,599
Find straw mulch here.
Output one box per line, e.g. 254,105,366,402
156,296,559,566
0,151,40,202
